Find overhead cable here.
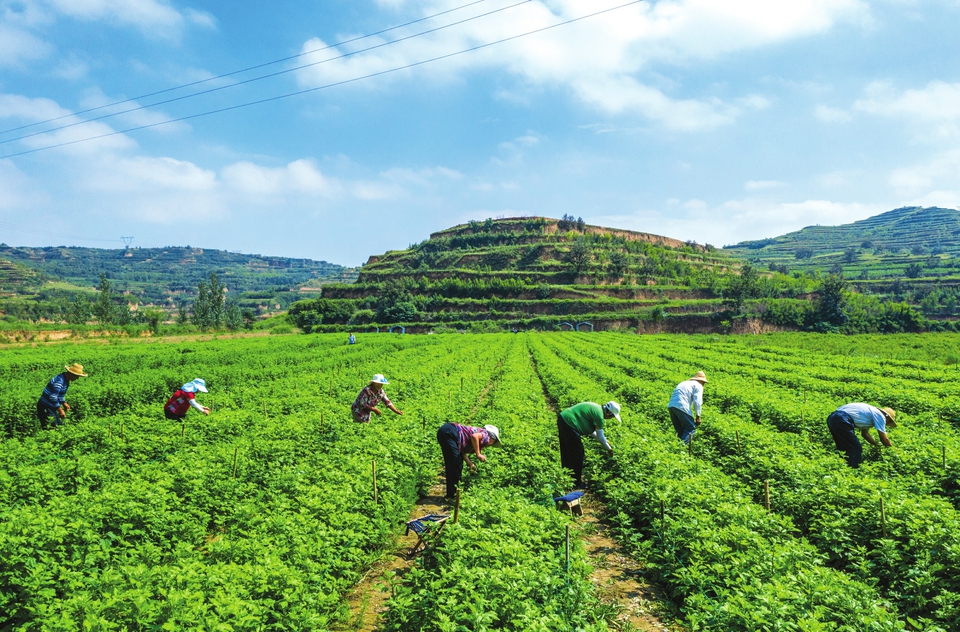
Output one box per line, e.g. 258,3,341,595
0,0,534,147
0,0,492,137
0,0,643,160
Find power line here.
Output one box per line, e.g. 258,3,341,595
0,0,534,147
0,0,492,137
0,1,643,160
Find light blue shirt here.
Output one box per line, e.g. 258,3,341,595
837,403,888,433
668,380,703,417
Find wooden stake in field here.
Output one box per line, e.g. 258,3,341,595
736,430,741,454
320,412,324,434
764,480,771,511
660,498,666,535
454,488,461,524
120,422,125,439
460,376,464,391
880,496,887,537
328,375,333,397
943,445,947,469
108,423,112,439
232,447,239,478
565,524,571,572
372,459,378,505
688,436,693,456
181,423,185,439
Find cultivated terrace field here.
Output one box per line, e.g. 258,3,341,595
2,331,960,630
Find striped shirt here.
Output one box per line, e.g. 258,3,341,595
455,424,494,452
38,373,69,410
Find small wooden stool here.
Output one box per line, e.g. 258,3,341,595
553,490,585,516
404,514,449,555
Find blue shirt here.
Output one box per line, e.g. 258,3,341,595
39,373,69,410
837,403,888,433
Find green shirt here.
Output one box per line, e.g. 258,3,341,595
559,402,604,436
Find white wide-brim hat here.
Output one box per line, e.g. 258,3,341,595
603,401,622,422
484,425,502,446
370,374,389,385
181,378,208,393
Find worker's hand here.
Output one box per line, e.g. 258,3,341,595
372,407,382,416
477,454,487,462
695,416,701,427
202,407,211,415
62,403,71,411
468,463,477,473
57,408,66,418
608,448,614,456
395,409,404,416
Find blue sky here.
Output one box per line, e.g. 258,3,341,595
2,0,960,266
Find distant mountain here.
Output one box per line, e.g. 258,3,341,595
724,206,960,283
0,244,358,314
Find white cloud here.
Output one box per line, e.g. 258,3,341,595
295,0,867,131
43,0,186,36
0,24,52,67
0,93,136,155
78,88,191,134
889,149,960,196
0,159,46,212
854,80,960,137
221,159,340,197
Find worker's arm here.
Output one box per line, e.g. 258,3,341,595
464,453,476,472
471,432,487,462
860,428,879,446
189,398,211,415
694,385,703,423
386,402,403,415
876,430,893,448
590,428,613,452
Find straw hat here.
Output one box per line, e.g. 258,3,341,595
484,425,502,446
64,363,88,377
603,401,622,422
181,378,208,393
370,374,389,385
880,407,897,428
690,371,708,383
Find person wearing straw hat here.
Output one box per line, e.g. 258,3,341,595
164,378,211,421
557,401,619,490
37,363,87,429
826,403,897,468
668,371,708,445
351,374,403,423
436,421,501,500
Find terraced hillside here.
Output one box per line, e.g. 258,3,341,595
290,216,757,332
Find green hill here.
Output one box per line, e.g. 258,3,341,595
724,206,960,318
0,244,357,322
289,216,763,332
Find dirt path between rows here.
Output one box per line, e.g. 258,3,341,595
333,482,449,632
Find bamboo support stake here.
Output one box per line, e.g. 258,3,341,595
687,436,693,456
328,375,333,397
108,423,112,439
764,480,771,511
460,376,464,391
181,423,185,439
232,447,238,478
736,430,741,454
943,445,947,469
454,488,461,524
263,401,267,418
372,460,378,505
120,422,125,439
660,499,665,534
880,497,887,537
565,525,571,572
320,412,324,434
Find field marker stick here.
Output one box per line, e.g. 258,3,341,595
372,460,378,504
232,447,238,477
328,375,333,397
120,422,125,438
565,525,571,573
939,411,943,433
943,445,947,469
320,412,324,434
660,499,665,535
454,489,461,523
764,480,770,511
108,423,112,439
880,497,887,537
736,430,741,454
263,401,267,418
460,376,464,391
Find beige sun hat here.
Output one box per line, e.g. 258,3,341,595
64,363,88,377
689,371,708,383
880,407,897,428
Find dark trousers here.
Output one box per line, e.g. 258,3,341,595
164,409,184,421
669,407,696,445
557,416,585,487
437,423,463,499
37,402,60,430
827,411,863,468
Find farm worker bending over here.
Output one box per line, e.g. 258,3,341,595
668,371,708,445
826,403,896,468
164,379,211,421
37,363,87,429
557,401,619,489
351,374,403,423
436,422,501,500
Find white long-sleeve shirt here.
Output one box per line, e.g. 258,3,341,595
668,380,703,417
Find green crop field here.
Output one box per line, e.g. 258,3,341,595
2,332,959,630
